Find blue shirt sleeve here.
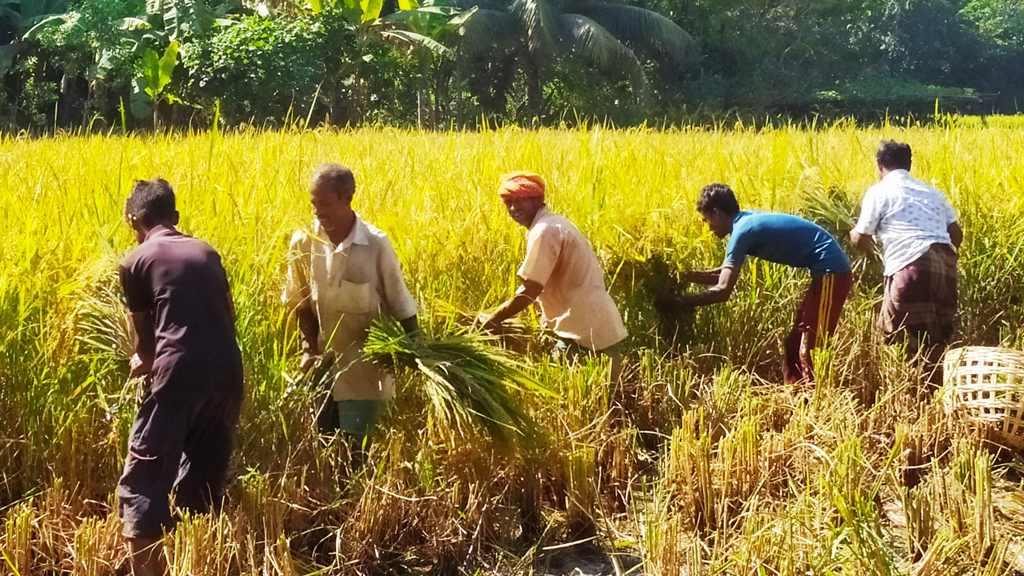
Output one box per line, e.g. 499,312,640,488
724,228,747,268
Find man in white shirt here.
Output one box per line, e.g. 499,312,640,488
283,163,419,460
850,140,963,381
483,172,627,382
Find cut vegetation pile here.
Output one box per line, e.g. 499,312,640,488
364,319,555,442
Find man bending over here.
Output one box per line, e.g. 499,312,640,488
660,183,852,384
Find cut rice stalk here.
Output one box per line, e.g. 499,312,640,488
364,319,556,443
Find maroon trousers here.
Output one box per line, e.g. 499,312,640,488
784,272,854,384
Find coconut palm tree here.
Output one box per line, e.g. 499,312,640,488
447,0,700,118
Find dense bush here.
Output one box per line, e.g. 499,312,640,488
182,14,335,125
640,0,1024,117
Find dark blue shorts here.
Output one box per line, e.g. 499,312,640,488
117,388,242,539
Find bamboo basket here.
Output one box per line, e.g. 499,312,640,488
942,346,1024,451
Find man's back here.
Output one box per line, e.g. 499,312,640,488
518,208,626,351
726,211,850,276
119,226,242,398
856,169,957,276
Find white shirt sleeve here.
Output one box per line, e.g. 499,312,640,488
282,230,312,310
942,196,958,225
378,236,418,321
517,224,561,287
853,186,884,235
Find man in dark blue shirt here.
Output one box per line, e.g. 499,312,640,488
660,183,853,384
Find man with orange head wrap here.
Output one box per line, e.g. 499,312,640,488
483,172,627,379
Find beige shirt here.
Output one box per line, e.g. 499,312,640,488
517,208,627,351
283,216,417,401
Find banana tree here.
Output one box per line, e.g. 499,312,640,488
383,0,476,128
307,0,474,125
131,39,179,127
19,0,236,126
0,0,67,78
147,0,234,42
0,0,67,35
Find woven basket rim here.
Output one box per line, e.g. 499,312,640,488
943,346,1024,451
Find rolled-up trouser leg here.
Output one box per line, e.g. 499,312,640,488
788,272,854,384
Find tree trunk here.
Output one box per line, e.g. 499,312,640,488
431,63,441,130
416,50,431,130
524,56,544,127
417,89,423,130
454,50,463,128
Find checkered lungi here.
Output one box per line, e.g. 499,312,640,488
879,243,958,354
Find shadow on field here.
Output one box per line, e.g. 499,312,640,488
534,542,642,576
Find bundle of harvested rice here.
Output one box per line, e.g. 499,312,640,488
364,319,556,443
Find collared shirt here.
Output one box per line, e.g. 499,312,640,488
517,208,627,351
119,226,243,400
853,169,958,276
725,211,851,276
282,216,417,401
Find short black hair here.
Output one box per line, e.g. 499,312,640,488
696,183,740,216
876,140,912,171
312,163,356,198
125,178,176,226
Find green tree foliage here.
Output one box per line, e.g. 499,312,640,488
1,0,1024,130
451,0,700,118
2,0,241,128
642,0,1024,115
182,14,333,125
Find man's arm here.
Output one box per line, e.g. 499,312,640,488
483,280,544,331
948,222,963,249
224,279,237,323
400,315,420,335
851,186,882,255
296,306,320,372
129,311,156,378
682,267,724,285
120,263,156,379
661,265,739,308
486,223,557,332
282,231,322,371
850,230,874,253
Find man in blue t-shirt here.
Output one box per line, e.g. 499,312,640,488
660,183,853,384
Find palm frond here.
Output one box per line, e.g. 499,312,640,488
453,8,522,57
381,29,451,56
443,0,508,12
510,0,559,60
568,4,700,68
558,13,643,90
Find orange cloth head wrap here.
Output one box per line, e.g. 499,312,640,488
497,171,546,200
